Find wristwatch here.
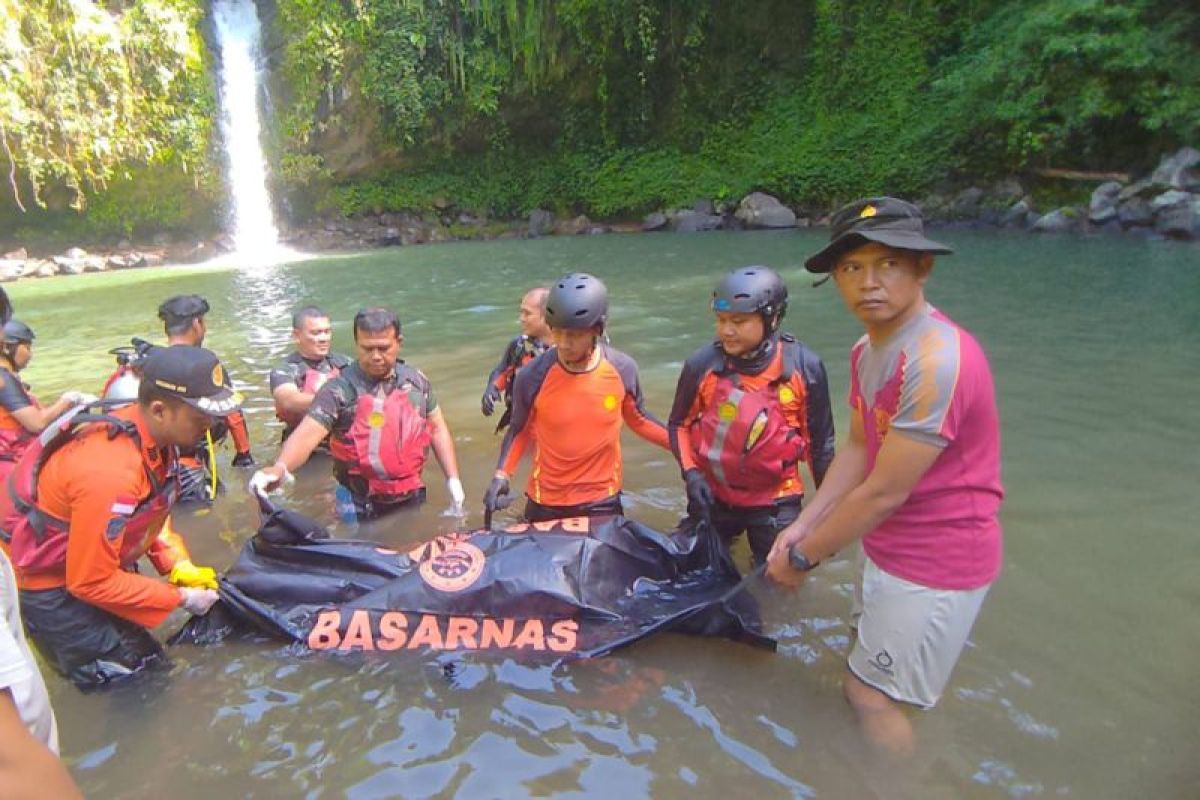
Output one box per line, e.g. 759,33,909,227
788,545,819,572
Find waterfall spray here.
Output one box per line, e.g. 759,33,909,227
212,0,283,261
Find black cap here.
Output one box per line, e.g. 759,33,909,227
141,345,240,416
805,197,953,274
157,294,210,326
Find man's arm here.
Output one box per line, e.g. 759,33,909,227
767,424,942,588
0,691,81,800
666,351,708,472
274,416,329,473
798,348,836,486
426,407,460,481
62,459,184,628
612,351,669,450
272,383,315,421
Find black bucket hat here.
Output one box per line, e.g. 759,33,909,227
805,197,953,274
141,345,241,417
157,294,210,326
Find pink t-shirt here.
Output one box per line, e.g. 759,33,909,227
849,305,1003,590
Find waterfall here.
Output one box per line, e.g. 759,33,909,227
212,0,283,261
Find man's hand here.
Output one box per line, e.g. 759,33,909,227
178,587,219,615
231,451,256,468
168,559,218,590
248,464,291,496
482,475,512,528
766,522,813,589
481,385,502,417
683,469,714,519
443,476,466,517
60,391,98,406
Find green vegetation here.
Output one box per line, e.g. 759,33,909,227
2,0,1198,239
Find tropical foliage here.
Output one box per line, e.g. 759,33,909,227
1,0,1197,235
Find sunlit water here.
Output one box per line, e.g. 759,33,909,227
212,0,284,261
12,230,1199,798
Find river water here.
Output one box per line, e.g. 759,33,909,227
11,229,1199,798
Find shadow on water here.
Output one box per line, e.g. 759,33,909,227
12,230,1200,797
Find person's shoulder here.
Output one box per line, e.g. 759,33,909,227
395,361,432,390
329,353,353,369
682,341,723,374
779,333,825,369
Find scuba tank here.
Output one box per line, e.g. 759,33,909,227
102,338,154,404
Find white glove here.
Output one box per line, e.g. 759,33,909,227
248,465,292,497
442,476,466,518
61,391,98,406
178,587,219,615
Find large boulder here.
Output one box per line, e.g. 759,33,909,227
1117,198,1154,228
0,259,25,282
1088,181,1123,223
527,209,554,237
670,210,723,233
692,198,716,216
641,212,668,232
735,192,796,229
1150,147,1200,191
989,178,1025,204
1154,200,1197,239
1032,207,1080,234
1150,190,1192,211
52,256,86,275
554,215,593,236
81,256,107,272
64,246,87,259
1000,198,1033,228
2,248,27,261
32,261,57,278
950,187,985,219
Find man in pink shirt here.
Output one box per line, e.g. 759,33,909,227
767,196,1003,756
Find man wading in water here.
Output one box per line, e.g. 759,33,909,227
767,197,1004,757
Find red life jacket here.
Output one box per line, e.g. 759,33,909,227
328,385,431,498
0,407,178,573
689,344,809,507
0,388,39,469
277,362,340,428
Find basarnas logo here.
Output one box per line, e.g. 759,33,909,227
410,533,486,593
868,649,894,676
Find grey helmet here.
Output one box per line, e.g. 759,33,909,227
545,272,608,330
2,319,34,344
711,266,788,333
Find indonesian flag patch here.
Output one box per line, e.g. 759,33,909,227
110,496,138,516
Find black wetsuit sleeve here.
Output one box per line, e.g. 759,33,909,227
667,346,715,469
0,370,32,413
485,337,521,393
794,343,836,487
494,349,554,472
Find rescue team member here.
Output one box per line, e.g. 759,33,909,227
250,308,466,520
668,267,835,565
483,273,670,523
0,321,97,477
154,294,255,470
767,197,1003,756
0,346,234,689
269,305,350,442
480,287,553,431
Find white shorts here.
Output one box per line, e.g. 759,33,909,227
847,555,990,709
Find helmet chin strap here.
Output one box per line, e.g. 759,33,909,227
729,329,780,375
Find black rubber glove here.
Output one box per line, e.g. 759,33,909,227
684,468,715,518
231,451,256,468
481,385,502,416
482,476,513,528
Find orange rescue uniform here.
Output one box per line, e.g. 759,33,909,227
497,344,668,507
12,404,188,628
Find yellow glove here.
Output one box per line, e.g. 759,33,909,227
168,559,218,590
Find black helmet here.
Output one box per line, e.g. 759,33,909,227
545,272,608,330
2,319,34,344
712,266,788,332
